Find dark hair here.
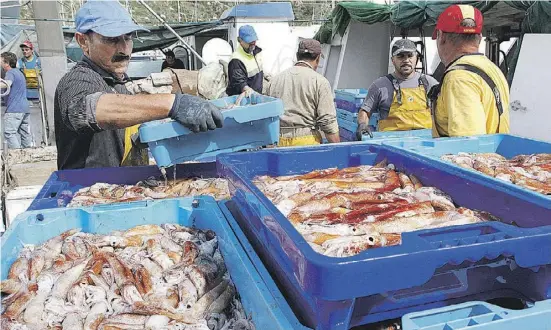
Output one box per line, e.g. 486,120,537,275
1,52,17,68
444,19,482,45
165,50,175,58
296,52,318,62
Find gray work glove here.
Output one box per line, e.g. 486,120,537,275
169,94,224,133
356,122,373,141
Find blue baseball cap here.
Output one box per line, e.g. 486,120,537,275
75,0,149,37
238,25,258,43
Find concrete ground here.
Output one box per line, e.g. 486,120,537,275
28,100,48,147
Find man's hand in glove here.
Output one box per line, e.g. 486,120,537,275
169,94,224,133
356,122,373,141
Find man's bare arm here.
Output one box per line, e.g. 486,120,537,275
95,93,175,129
357,109,370,124
326,132,340,143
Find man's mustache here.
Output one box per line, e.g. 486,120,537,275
112,54,130,62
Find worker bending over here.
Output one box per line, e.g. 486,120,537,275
226,25,264,97
356,39,437,140
431,4,509,137
265,39,339,146
54,0,223,169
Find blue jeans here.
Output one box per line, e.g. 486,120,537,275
4,112,32,149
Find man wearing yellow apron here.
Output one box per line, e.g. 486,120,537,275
264,39,339,147
17,40,41,100
356,39,438,140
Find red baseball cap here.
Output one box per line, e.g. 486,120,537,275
432,5,483,40
19,40,34,49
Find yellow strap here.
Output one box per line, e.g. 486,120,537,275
121,125,148,166
278,135,322,147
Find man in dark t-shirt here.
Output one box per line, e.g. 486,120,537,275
161,50,186,71
54,0,223,169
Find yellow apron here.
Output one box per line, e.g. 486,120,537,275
279,134,322,147
22,68,39,89
378,77,432,132
121,124,148,166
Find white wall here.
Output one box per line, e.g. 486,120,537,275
229,20,320,76
334,21,391,89
230,19,298,76
509,34,551,142
324,46,342,87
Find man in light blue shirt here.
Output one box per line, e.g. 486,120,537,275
2,52,32,148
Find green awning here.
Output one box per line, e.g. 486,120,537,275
63,20,223,53
315,1,551,44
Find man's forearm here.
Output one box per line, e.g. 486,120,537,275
326,133,340,143
357,109,370,124
96,93,175,129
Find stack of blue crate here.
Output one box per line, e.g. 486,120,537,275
334,89,367,141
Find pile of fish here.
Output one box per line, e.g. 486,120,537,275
254,162,494,257
442,153,551,195
1,224,254,330
68,178,230,207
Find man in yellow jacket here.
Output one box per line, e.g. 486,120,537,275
356,39,438,140
430,4,510,137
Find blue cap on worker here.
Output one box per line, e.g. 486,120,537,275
238,25,258,43
75,0,149,37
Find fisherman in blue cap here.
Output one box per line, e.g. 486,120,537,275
54,0,223,169
226,25,265,97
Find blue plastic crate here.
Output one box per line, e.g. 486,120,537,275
219,200,311,330
336,108,357,123
384,134,551,201
334,99,362,113
334,89,367,113
139,94,283,167
27,163,218,211
217,144,551,329
1,197,307,330
337,116,358,133
364,128,433,141
334,89,367,104
402,300,551,330
339,127,355,141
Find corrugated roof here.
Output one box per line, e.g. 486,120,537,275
220,2,295,21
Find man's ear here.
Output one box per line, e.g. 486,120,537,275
75,32,90,54
438,31,447,45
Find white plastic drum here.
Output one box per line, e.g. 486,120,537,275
202,38,233,65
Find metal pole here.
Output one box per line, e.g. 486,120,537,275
177,0,182,23
38,73,49,146
137,0,206,65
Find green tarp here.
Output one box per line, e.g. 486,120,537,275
314,1,551,82
390,1,497,30
315,1,551,44
315,2,391,43
315,2,392,43
62,20,223,53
